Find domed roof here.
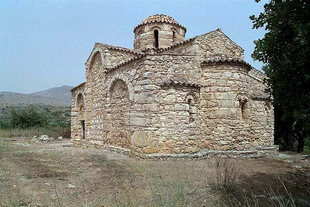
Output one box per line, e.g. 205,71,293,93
134,14,186,32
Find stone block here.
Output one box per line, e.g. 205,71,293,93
131,131,150,147
143,147,160,154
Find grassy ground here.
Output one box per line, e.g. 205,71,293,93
0,138,309,207
0,127,70,139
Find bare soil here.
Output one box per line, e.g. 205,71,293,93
0,138,309,207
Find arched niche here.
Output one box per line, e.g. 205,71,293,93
263,101,272,124
107,74,134,102
185,92,200,123
76,93,86,139
76,93,85,110
110,79,130,103
89,51,102,72
108,79,131,148
236,93,249,120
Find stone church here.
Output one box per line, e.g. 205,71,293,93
71,14,276,158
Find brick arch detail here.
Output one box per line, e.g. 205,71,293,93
87,47,111,69
107,73,134,102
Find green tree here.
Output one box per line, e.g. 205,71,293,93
250,0,310,152
10,107,48,129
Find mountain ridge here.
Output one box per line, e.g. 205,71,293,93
0,85,73,107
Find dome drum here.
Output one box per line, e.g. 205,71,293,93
134,14,186,51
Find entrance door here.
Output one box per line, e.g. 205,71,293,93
81,120,85,139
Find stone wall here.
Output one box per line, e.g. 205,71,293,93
247,70,274,146
195,30,244,59
71,83,86,143
71,48,274,156
157,30,243,60
200,63,273,151
84,44,140,142
79,53,203,152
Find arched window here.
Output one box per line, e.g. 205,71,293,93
236,94,248,120
77,93,84,109
172,31,176,43
154,30,159,48
89,52,102,72
188,98,194,123
240,100,248,119
186,92,199,123
264,101,271,124
76,93,85,139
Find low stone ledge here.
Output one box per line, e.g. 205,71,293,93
108,145,132,156
254,146,278,151
71,139,278,159
80,141,279,160
141,150,259,160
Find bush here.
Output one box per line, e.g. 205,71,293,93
0,106,71,138
10,107,48,129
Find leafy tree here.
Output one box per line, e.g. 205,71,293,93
10,107,48,129
250,0,310,152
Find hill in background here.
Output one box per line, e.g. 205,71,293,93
0,85,73,107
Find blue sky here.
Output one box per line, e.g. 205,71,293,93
0,0,267,93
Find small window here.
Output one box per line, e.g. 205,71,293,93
240,100,248,119
154,30,159,48
264,102,271,124
188,98,194,123
81,120,86,139
172,31,176,42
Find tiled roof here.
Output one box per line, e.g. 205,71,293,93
161,78,201,88
249,67,267,78
154,37,196,53
201,55,252,70
104,54,147,73
153,30,218,54
104,30,249,74
71,82,85,91
96,43,144,55
134,14,186,32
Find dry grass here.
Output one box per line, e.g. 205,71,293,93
0,127,70,139
210,159,310,207
0,138,309,207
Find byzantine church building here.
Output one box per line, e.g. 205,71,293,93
71,14,276,158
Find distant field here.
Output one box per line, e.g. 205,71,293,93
0,105,71,138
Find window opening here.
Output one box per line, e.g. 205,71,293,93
81,120,85,139
154,30,159,48
240,100,248,119
188,98,194,123
172,31,176,42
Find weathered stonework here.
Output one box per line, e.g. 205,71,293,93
71,14,277,158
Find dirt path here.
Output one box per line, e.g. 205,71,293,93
0,138,309,207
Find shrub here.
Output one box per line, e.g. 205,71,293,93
10,107,48,129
